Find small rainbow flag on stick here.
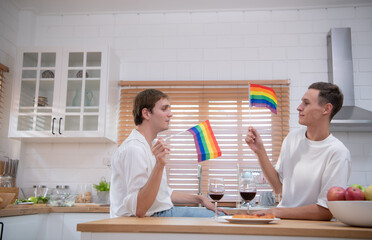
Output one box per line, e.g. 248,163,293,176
249,84,278,114
187,120,222,162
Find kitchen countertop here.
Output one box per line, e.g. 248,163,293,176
0,203,110,217
0,204,256,217
77,217,372,239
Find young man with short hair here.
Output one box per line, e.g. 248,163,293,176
245,82,351,220
110,89,225,218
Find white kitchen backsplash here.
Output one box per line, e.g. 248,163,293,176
19,143,115,191
1,1,371,189
334,132,372,186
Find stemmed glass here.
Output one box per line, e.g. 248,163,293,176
208,178,225,220
239,173,257,214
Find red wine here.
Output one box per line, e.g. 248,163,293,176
209,193,224,201
240,191,256,201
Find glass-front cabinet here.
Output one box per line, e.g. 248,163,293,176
62,51,103,134
9,47,119,142
16,51,61,133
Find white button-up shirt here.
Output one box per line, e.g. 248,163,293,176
110,129,173,217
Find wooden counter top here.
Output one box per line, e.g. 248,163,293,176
77,217,372,239
0,205,249,218
0,203,110,217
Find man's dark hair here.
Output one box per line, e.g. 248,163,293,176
308,82,343,120
132,89,168,126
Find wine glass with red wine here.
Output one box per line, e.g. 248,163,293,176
208,178,225,220
239,175,257,214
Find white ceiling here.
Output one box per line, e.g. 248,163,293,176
10,0,372,15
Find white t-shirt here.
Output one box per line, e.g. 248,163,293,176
110,129,173,217
275,127,351,209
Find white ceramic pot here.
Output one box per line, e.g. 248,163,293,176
97,191,110,204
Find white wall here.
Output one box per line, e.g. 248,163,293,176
0,0,21,160
4,3,372,193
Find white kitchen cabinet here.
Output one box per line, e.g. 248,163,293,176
1,213,109,240
8,47,119,142
1,214,49,240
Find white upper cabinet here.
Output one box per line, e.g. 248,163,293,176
8,47,119,142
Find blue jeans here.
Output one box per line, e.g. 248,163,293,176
151,207,225,217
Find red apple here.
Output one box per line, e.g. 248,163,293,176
327,186,346,201
345,186,365,200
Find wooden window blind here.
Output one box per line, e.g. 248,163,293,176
0,63,9,127
119,80,289,204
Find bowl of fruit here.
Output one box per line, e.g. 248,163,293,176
326,184,372,227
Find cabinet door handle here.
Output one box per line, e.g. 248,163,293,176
58,117,63,135
0,222,3,240
52,117,56,135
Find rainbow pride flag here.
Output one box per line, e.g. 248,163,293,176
187,120,222,162
249,84,278,114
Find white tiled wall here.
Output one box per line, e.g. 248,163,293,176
2,1,372,192
18,143,115,193
0,0,21,160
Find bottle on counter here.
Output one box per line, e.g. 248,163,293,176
75,184,92,203
33,185,48,198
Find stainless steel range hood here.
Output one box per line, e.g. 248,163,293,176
327,28,372,132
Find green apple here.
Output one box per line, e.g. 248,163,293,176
365,185,372,201
350,184,365,192
28,197,38,204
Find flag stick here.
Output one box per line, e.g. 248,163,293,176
248,83,251,126
164,129,188,140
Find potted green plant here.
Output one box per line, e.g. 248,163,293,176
93,177,110,204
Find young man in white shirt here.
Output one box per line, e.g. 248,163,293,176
245,82,351,220
110,89,225,218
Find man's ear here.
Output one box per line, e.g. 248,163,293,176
142,108,151,120
323,103,333,116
